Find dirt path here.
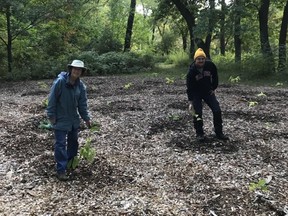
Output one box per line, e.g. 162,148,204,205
0,76,287,215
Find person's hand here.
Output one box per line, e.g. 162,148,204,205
85,120,91,129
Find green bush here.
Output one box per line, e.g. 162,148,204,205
166,50,190,66
242,53,273,78
93,27,122,54
75,51,99,76
213,54,239,82
155,32,177,55
78,51,155,75
214,52,274,83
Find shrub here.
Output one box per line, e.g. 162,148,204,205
214,53,274,83
80,51,155,75
75,51,99,76
93,27,122,54
166,50,190,66
155,32,177,55
242,53,273,78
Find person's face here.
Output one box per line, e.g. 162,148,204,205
70,67,82,80
195,56,206,67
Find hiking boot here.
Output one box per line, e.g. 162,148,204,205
196,134,205,142
56,172,69,181
216,133,229,141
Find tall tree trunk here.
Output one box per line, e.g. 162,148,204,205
278,0,288,73
151,25,155,44
180,28,188,51
220,0,226,55
258,0,275,72
124,0,136,52
234,0,242,63
6,5,12,74
171,0,196,58
203,0,216,59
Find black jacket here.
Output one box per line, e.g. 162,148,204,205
186,60,218,101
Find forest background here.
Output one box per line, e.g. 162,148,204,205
0,0,287,85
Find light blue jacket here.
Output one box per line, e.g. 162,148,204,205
46,72,90,131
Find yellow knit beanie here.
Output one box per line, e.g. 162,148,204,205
194,48,206,60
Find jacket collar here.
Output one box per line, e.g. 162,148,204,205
65,72,80,88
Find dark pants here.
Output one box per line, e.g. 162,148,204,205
192,93,223,136
54,127,79,174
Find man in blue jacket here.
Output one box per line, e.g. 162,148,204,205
186,48,228,142
47,60,91,181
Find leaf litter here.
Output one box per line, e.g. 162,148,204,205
0,76,287,215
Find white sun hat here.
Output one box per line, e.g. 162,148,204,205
68,60,87,72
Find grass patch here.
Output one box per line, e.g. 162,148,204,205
130,63,188,80
134,62,288,87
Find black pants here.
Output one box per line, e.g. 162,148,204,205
192,93,223,136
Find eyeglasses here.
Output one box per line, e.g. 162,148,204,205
196,57,205,61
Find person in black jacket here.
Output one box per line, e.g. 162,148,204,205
186,48,228,141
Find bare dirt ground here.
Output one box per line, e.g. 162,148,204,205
0,75,287,215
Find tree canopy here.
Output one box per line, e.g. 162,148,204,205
0,0,287,79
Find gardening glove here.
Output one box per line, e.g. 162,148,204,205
85,120,91,129
188,101,195,116
188,101,193,111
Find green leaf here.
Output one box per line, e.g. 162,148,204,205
67,159,73,169
124,82,133,89
151,73,158,77
86,149,96,163
72,157,80,169
42,98,49,108
169,114,180,121
85,138,91,146
67,156,80,169
249,179,268,191
249,183,256,191
229,76,241,83
90,122,101,132
165,77,174,84
275,82,283,86
257,92,266,97
79,148,86,158
38,120,52,130
248,101,258,107
38,81,48,89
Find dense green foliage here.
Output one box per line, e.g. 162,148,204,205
77,51,155,75
0,0,287,81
